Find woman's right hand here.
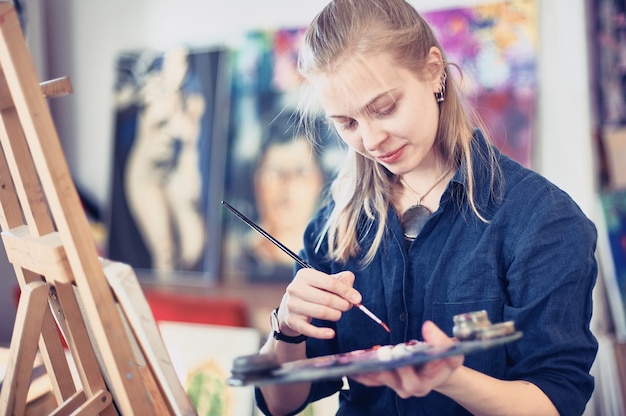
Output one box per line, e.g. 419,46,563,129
275,269,363,340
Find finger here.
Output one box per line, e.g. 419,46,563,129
275,299,336,340
413,359,445,379
285,287,349,321
422,320,455,347
334,271,362,305
335,270,355,286
278,269,362,339
311,270,359,304
289,270,358,312
351,370,402,389
353,370,414,399
395,366,435,397
286,314,336,339
421,320,464,369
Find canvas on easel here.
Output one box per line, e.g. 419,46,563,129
0,2,196,414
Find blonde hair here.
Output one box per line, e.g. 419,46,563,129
297,0,499,265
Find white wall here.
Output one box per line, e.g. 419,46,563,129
536,0,597,216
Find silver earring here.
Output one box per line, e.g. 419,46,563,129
435,71,447,103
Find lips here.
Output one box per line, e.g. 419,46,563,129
377,146,404,164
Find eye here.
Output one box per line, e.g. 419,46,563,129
335,117,357,132
376,102,396,116
366,92,400,118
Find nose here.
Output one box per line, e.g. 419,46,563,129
359,120,387,152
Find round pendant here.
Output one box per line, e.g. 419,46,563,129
401,204,431,240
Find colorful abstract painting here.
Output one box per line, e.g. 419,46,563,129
424,0,538,168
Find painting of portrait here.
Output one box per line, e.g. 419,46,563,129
221,28,345,284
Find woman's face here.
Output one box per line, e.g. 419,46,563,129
311,49,443,176
254,138,324,231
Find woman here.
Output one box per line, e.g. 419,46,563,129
256,0,598,415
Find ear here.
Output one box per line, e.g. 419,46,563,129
426,46,445,92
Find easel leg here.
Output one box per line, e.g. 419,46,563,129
0,280,50,416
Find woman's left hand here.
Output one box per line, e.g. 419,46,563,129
350,320,464,398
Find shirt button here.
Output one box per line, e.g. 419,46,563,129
399,312,407,322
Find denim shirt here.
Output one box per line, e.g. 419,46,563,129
256,132,598,416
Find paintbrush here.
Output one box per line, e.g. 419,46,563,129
222,200,391,333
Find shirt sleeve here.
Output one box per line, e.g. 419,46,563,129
503,177,598,416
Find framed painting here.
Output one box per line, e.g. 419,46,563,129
106,46,230,285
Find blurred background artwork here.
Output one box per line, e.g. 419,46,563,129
591,0,626,344
157,321,260,416
424,0,537,168
598,190,626,340
220,28,345,284
592,0,626,129
106,47,229,284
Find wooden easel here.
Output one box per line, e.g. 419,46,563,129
0,2,197,415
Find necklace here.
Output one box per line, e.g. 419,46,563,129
400,167,453,240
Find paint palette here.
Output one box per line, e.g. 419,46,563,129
227,311,523,386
